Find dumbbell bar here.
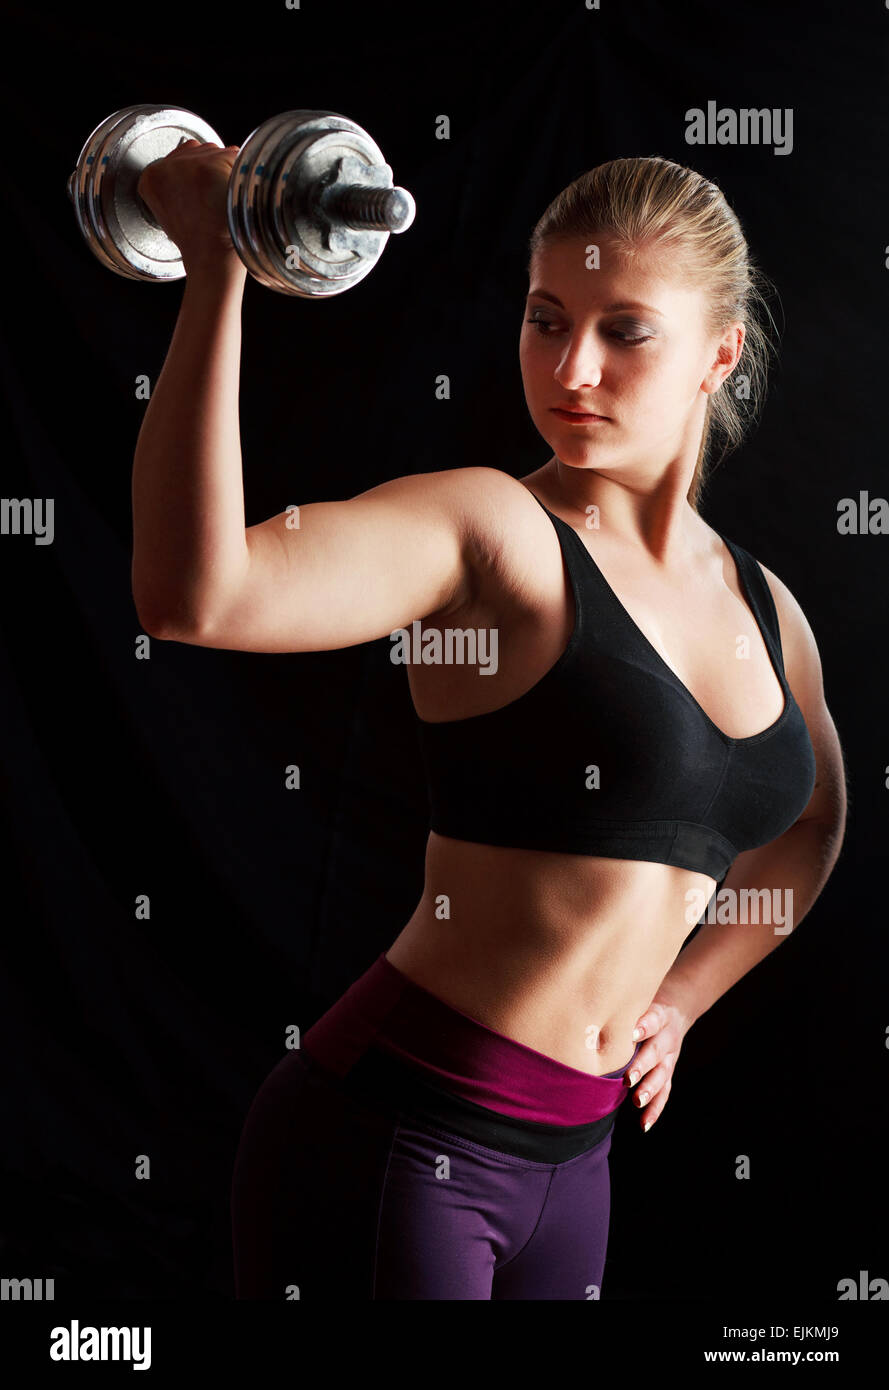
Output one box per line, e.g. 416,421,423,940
67,104,416,297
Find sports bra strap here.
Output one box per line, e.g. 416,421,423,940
720,536,787,677
528,490,787,679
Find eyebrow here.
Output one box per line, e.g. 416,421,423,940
526,291,665,318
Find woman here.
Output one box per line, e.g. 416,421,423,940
133,150,846,1300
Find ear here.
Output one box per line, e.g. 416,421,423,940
704,321,745,394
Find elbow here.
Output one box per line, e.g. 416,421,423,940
134,596,208,643
132,570,233,644
133,578,175,639
136,608,180,641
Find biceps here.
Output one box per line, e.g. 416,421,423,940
190,494,468,653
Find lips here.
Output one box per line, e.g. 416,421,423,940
550,405,611,417
551,405,608,417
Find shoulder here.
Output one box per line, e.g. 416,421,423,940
426,465,548,531
714,524,825,711
356,464,549,569
709,522,823,702
754,552,848,827
421,462,558,565
750,555,824,702
726,541,847,825
746,553,839,796
407,465,565,617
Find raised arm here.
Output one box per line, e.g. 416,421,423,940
149,468,488,653
129,137,485,653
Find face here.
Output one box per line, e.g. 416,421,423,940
520,233,743,481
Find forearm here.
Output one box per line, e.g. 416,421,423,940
655,817,844,1028
131,260,249,633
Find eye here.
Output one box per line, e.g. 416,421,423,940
525,314,652,345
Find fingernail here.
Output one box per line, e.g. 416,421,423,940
628,1069,640,1086
632,1028,642,1040
637,1091,650,1105
643,1120,652,1133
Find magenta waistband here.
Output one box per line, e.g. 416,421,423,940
301,952,642,1125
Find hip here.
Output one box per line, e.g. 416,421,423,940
301,951,642,1148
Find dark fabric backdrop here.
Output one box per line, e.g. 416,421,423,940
1,0,885,1301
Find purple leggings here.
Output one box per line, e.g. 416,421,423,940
231,954,641,1301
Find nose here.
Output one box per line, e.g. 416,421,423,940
553,333,604,390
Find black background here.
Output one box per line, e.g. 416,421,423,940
0,0,886,1306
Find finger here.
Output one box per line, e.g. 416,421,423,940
633,1003,669,1040
628,1041,678,1087
631,1061,668,1107
627,1043,663,1086
640,1076,671,1132
169,140,226,157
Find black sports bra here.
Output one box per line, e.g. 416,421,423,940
414,495,817,881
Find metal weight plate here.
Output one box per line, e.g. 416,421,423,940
69,104,223,281
275,128,391,288
227,111,305,292
227,110,414,297
258,122,338,293
68,107,141,277
227,111,338,295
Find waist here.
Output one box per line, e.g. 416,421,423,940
423,829,718,923
300,1044,621,1162
301,951,641,1126
388,836,706,1061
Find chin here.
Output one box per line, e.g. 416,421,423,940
550,448,605,468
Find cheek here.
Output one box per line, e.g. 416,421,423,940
519,342,549,393
624,353,682,406
651,347,700,391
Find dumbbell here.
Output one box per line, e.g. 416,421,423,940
67,104,416,297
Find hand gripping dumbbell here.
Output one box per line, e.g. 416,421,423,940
67,104,416,297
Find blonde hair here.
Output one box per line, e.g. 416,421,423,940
527,156,780,512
